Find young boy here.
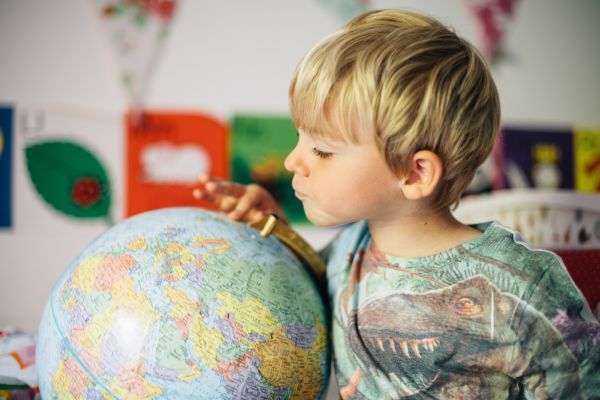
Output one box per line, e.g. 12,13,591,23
194,9,600,399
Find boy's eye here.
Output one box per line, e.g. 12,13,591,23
312,148,333,159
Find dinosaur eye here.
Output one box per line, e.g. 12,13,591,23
453,297,482,315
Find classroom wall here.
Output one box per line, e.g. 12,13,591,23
1,0,599,335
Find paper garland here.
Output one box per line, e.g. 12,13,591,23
463,0,520,64
318,0,370,21
94,0,177,108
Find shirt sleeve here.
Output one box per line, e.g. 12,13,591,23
512,254,600,399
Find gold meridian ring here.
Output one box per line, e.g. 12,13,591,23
249,215,326,286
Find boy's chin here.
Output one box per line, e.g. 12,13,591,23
303,207,353,228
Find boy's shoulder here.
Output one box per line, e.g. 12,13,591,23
468,221,585,308
470,221,563,268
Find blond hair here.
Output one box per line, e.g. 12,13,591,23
289,9,500,210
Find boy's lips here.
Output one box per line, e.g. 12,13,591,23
293,188,307,200
291,182,307,199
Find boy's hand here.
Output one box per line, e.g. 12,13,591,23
192,175,288,225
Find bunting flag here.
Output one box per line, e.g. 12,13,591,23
318,0,370,21
94,0,177,108
463,0,520,64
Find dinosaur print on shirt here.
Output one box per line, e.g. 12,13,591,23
325,221,599,399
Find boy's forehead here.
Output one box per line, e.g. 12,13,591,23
299,128,344,143
298,126,374,146
295,106,373,144
290,73,375,145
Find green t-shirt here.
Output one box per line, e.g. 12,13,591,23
324,221,599,399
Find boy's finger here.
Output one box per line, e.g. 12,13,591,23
218,196,238,213
192,187,220,204
205,181,248,198
228,207,264,224
199,174,224,183
192,188,217,203
228,195,258,221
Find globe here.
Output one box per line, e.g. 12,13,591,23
37,207,330,399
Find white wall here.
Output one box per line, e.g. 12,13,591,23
1,0,599,337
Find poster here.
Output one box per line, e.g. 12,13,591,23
502,127,574,189
20,106,118,224
574,128,600,192
126,111,228,217
0,107,13,228
231,114,306,224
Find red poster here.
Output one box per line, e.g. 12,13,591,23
126,111,228,217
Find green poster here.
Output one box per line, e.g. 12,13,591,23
231,114,307,224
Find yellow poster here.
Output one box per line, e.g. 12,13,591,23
574,128,600,192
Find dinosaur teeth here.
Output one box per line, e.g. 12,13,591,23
399,337,439,357
424,338,436,352
368,336,378,349
410,341,421,358
364,334,440,358
398,340,410,358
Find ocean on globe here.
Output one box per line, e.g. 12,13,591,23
37,207,330,399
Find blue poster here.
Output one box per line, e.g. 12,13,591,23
0,107,13,227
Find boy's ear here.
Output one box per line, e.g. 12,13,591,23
399,150,443,200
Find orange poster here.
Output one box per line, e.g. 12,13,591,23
126,111,229,217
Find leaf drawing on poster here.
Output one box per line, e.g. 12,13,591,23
25,141,112,222
140,141,211,185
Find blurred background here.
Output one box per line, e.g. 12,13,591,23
1,0,599,347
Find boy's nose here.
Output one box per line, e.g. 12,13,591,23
284,144,309,177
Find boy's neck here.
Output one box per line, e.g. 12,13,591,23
367,206,481,259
